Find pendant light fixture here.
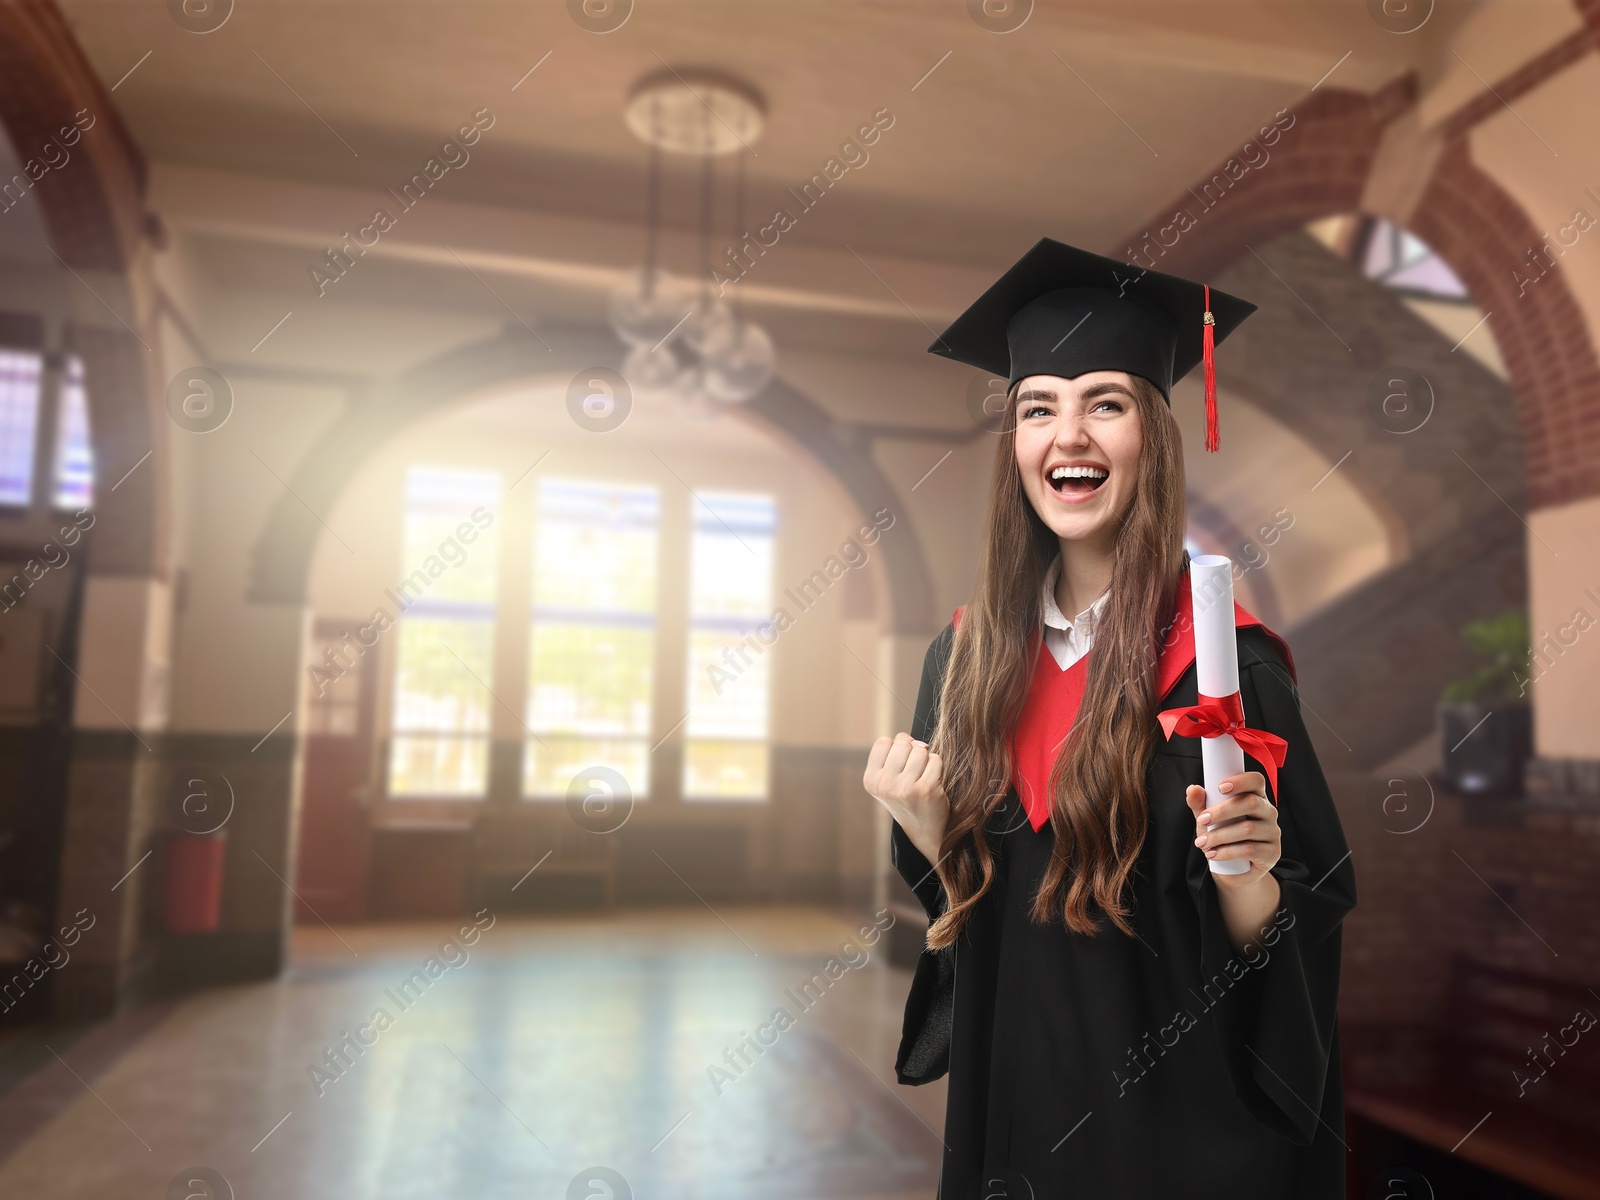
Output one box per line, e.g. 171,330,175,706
611,69,774,415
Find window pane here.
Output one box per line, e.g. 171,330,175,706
686,628,769,740
526,478,659,800
390,734,490,799
689,493,777,617
684,492,776,801
397,467,500,608
684,740,769,801
391,618,493,734
387,466,500,799
523,736,649,801
52,355,93,510
528,623,654,735
0,349,42,507
532,479,659,613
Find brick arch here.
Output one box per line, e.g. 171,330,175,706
1123,79,1600,512
1410,142,1600,508
0,1,146,270
1122,83,1416,281
0,0,164,576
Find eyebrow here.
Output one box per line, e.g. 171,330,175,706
1015,381,1136,406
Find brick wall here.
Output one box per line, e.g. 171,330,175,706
1334,763,1600,1087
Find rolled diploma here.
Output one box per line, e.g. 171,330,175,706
1190,554,1252,876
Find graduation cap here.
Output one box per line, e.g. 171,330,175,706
928,237,1257,452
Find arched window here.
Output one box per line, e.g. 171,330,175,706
1359,217,1470,300
1307,215,1470,302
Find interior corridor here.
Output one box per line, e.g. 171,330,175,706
0,907,943,1199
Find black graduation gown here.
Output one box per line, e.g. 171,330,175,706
890,621,1357,1200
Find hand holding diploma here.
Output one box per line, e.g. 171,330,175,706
1185,772,1285,952
1183,772,1280,890
1158,554,1289,879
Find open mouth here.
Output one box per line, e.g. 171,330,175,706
1049,465,1109,495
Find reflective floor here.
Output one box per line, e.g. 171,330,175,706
0,907,944,1200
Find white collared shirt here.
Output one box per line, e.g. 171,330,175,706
1041,553,1110,671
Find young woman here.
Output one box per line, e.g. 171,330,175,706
862,239,1356,1199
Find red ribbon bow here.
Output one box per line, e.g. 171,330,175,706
1156,689,1288,804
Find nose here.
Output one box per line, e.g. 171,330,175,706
1055,408,1092,449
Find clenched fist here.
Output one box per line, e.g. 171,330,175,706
864,732,950,865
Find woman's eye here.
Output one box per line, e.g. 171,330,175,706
1021,405,1049,419
1093,400,1124,413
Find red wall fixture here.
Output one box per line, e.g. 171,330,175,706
163,833,227,933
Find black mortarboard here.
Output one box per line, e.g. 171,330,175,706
928,237,1257,451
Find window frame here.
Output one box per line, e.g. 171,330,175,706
681,489,778,803
383,465,504,804
522,475,664,804
377,464,780,813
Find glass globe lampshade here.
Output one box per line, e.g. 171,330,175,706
622,342,682,397
669,363,719,422
682,295,737,354
701,319,775,402
608,267,696,348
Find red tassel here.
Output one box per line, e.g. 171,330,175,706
1202,283,1219,453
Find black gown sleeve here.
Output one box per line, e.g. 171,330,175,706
891,621,957,1085
1188,627,1358,1146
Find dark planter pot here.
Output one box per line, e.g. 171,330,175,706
1439,700,1532,796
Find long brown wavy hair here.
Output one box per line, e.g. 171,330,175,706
924,372,1189,951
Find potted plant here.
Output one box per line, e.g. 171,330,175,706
1438,609,1533,796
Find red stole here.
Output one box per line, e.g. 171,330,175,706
951,570,1297,833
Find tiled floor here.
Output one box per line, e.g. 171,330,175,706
0,907,945,1199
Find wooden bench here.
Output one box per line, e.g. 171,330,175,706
1346,954,1600,1199
469,811,619,911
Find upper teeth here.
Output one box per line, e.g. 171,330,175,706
1051,466,1108,480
